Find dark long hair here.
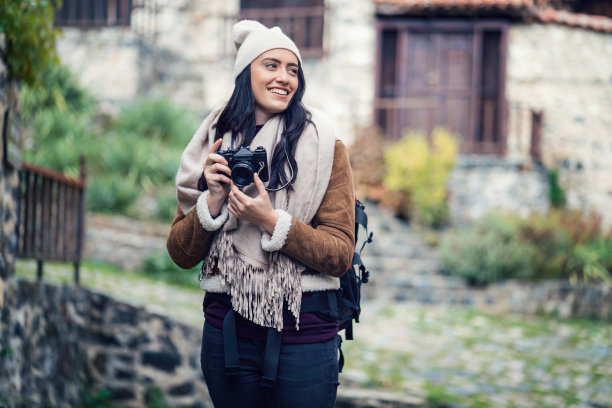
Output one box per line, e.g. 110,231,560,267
215,64,310,190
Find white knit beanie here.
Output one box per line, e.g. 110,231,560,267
233,20,302,80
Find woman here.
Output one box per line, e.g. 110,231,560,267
167,20,355,408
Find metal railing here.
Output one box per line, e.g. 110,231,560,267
16,156,86,284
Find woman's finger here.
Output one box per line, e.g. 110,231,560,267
210,138,223,154
228,190,242,208
228,201,241,217
207,172,232,185
206,162,231,176
206,153,228,167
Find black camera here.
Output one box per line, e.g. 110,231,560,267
218,145,269,188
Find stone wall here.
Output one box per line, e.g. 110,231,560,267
84,212,170,270
447,155,549,223
506,23,612,226
0,279,212,407
0,41,20,281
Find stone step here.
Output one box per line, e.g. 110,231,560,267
336,387,425,408
362,257,442,275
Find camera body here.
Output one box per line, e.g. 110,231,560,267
218,145,269,188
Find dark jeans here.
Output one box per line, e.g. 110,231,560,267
201,322,340,408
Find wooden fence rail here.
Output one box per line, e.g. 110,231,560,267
16,156,86,284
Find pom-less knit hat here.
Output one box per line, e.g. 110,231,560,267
233,20,302,80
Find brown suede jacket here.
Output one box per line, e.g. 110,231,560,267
166,140,355,278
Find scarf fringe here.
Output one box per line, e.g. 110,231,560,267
203,231,302,331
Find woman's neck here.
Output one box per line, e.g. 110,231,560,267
254,106,272,125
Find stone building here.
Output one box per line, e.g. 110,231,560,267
55,0,612,225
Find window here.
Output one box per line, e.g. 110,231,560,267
55,0,133,27
239,0,325,58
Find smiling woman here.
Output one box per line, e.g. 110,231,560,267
165,20,355,408
251,50,299,124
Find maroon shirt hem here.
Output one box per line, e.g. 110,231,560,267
204,298,339,344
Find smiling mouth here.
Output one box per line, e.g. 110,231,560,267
268,88,288,96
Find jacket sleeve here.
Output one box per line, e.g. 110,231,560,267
280,140,355,277
166,204,216,269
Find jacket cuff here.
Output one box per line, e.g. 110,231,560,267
261,209,292,252
196,190,228,231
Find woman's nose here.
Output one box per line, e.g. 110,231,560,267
276,70,289,83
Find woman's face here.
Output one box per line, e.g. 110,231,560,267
250,48,299,125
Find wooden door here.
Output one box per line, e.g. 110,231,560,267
400,30,473,142
375,20,508,155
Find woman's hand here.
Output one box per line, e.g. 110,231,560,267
228,174,279,234
204,138,231,217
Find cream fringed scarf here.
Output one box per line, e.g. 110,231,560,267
176,104,336,331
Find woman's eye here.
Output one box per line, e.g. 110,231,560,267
289,68,298,75
266,63,277,69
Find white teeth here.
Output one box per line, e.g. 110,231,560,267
269,88,288,95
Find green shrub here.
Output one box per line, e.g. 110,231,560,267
567,242,612,284
154,191,179,222
383,127,458,227
516,210,611,284
0,0,61,86
439,214,535,285
87,174,140,214
112,99,200,146
20,65,95,120
548,169,566,209
99,132,182,188
515,211,574,280
18,66,198,220
22,111,89,176
441,211,612,286
80,388,115,408
144,387,168,408
20,65,97,177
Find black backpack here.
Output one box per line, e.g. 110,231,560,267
303,200,373,336
336,199,373,340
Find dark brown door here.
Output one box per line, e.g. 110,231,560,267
375,20,508,155
400,31,473,141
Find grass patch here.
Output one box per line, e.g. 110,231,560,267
423,382,461,408
14,259,204,326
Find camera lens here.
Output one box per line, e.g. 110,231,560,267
231,163,255,187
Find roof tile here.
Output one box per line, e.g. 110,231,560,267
374,0,612,33
374,0,534,10
535,7,612,33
